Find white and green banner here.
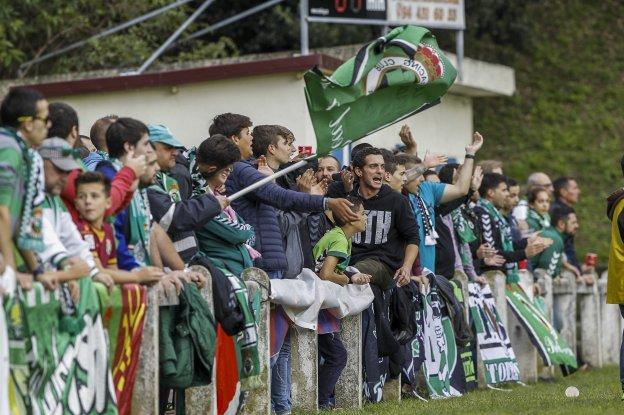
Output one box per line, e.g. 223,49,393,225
5,277,117,414
468,283,520,385
506,283,577,369
420,280,462,398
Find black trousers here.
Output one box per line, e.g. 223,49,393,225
318,332,347,407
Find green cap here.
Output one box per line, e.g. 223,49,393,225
148,124,185,149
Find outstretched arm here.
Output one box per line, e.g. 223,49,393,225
440,132,484,203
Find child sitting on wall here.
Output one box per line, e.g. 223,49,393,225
313,195,371,410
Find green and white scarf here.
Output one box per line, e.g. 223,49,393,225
150,171,182,202
528,209,550,231
451,206,477,244
111,158,151,266
477,199,519,283
3,128,46,253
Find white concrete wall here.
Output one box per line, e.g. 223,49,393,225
56,72,472,160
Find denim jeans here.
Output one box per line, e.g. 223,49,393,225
620,305,624,391
318,333,347,408
271,331,291,414
267,270,284,280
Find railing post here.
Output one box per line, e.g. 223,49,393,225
598,272,623,365
242,268,271,415
185,265,217,415
532,269,553,322
334,313,363,409
132,283,178,414
383,376,402,402
484,271,507,326
507,271,538,383
577,273,603,368
553,272,577,354
290,326,318,412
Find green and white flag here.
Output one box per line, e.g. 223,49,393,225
304,25,457,156
5,278,117,414
468,283,520,385
506,284,577,369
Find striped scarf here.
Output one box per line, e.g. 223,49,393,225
111,158,151,266
478,199,519,283
4,128,46,252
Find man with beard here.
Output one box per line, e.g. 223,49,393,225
474,173,550,281
347,146,419,403
146,124,225,263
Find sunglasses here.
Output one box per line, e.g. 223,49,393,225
17,114,50,124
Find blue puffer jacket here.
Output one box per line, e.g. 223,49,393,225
225,160,325,274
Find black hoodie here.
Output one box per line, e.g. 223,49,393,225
350,184,420,271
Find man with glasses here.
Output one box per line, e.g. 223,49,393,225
146,124,226,263
0,87,50,290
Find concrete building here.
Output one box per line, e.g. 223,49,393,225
2,46,514,161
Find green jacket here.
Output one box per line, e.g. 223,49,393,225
159,283,216,389
530,227,564,278
195,211,255,276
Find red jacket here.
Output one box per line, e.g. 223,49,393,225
62,166,136,220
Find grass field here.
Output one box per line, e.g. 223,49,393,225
305,365,623,415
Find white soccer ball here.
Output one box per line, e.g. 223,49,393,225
565,386,579,398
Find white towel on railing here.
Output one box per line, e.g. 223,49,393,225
270,268,374,330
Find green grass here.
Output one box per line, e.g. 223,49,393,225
299,365,623,415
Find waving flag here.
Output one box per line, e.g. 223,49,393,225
304,25,457,156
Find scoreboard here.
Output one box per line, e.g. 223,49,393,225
307,0,465,30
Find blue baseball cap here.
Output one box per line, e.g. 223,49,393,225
148,124,185,149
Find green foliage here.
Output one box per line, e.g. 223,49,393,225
0,0,239,78
457,0,624,264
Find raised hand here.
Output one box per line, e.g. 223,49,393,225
296,169,316,193
340,169,354,193
465,132,484,155
471,165,484,191
399,125,417,155
423,150,448,168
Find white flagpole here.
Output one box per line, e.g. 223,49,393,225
227,158,314,202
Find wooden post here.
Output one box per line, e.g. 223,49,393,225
334,313,363,409
598,272,623,365
185,265,217,415
132,283,179,415
241,268,271,415
290,326,318,412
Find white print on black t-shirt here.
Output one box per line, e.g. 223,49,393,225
353,210,392,245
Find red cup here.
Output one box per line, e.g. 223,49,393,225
518,259,528,270
585,253,597,268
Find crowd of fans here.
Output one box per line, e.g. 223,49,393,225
0,87,596,414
